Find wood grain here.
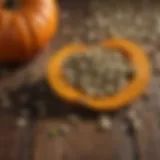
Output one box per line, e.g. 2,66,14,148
32,118,134,160
0,109,29,160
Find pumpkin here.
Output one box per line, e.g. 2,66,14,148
0,0,59,62
46,39,151,111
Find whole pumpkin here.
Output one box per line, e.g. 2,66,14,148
0,0,59,62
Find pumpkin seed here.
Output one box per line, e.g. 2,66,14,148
16,117,28,128
58,124,70,136
67,114,81,126
96,114,112,131
48,129,59,138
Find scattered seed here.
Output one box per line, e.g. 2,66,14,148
87,31,97,41
16,117,28,128
59,124,70,136
132,118,142,130
127,111,142,130
48,124,70,138
48,128,59,138
96,114,112,131
67,114,81,126
127,110,137,120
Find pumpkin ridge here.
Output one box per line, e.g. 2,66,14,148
20,11,39,58
21,0,58,49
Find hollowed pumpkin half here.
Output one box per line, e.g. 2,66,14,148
46,39,151,111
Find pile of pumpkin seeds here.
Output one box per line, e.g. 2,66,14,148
62,47,134,97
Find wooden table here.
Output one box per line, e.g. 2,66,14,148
0,0,160,160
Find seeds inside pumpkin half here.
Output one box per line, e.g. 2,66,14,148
46,39,151,111
62,47,134,98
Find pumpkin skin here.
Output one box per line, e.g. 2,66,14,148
46,39,151,111
0,0,59,62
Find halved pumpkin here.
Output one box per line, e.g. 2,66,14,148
46,39,151,111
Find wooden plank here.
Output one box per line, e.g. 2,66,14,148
32,117,134,160
0,109,21,160
0,109,33,160
126,100,160,160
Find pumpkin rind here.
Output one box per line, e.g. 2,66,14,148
46,39,151,111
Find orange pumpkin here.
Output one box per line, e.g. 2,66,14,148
46,39,151,111
0,0,59,62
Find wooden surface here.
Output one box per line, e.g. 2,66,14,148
0,109,32,160
1,102,160,160
1,0,160,160
31,102,160,160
